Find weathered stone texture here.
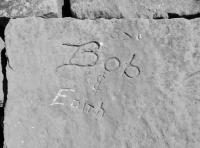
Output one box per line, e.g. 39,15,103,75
0,37,4,106
70,0,200,19
0,0,63,18
4,17,200,148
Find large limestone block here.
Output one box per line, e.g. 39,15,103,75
0,0,63,18
4,17,200,148
0,37,4,106
70,0,200,19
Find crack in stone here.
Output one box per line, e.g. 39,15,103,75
0,17,10,148
153,13,200,19
1,48,7,108
0,20,9,110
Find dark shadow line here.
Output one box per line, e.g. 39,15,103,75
154,13,200,19
62,0,73,17
1,48,7,108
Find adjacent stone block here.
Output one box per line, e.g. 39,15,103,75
4,17,200,148
0,37,4,50
0,0,63,18
70,0,200,19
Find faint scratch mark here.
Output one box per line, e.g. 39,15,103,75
96,102,105,118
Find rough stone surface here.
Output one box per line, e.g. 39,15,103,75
0,37,4,106
0,0,63,18
4,17,200,148
70,0,200,19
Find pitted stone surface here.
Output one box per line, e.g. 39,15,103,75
4,17,200,148
0,0,63,18
70,0,200,19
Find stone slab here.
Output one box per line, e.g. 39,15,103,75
70,0,200,19
0,37,4,106
0,0,63,18
4,17,200,148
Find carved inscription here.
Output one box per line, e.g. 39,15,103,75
52,89,105,118
81,101,105,118
70,51,98,66
61,41,100,67
136,34,142,40
124,66,140,78
96,102,105,118
93,57,121,92
83,103,94,113
104,57,120,72
123,54,140,78
96,108,105,118
93,73,106,92
50,88,75,106
70,99,80,107
111,28,132,40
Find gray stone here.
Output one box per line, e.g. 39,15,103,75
0,37,4,50
70,0,200,19
0,0,63,18
4,17,200,148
